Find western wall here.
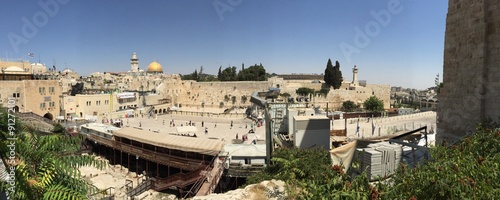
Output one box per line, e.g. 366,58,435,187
161,76,390,111
438,0,500,143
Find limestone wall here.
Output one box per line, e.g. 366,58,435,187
311,84,391,111
156,77,389,112
175,81,273,108
0,80,61,118
438,0,500,143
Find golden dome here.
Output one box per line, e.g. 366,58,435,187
147,61,163,73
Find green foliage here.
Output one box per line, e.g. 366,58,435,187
0,107,106,200
200,74,218,82
324,59,334,87
218,66,238,81
363,96,384,112
324,59,343,89
386,121,500,199
332,61,343,89
241,95,248,104
318,88,330,97
247,120,500,199
52,123,66,134
279,92,291,97
231,96,237,104
295,87,315,96
219,64,267,81
342,100,359,112
247,148,331,185
181,69,198,81
238,64,267,81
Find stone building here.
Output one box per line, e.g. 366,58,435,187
0,79,61,119
438,0,500,143
0,60,62,119
1,53,391,123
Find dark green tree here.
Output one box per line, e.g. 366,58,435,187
318,88,330,97
52,123,66,134
342,100,359,112
363,96,384,112
231,96,237,104
217,66,222,80
241,95,248,104
324,59,334,87
332,61,343,89
230,66,238,81
280,92,291,98
239,64,266,81
219,67,233,81
296,87,315,96
193,69,198,81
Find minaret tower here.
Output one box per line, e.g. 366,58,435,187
131,52,139,72
352,65,359,86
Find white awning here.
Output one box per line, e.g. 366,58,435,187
116,92,135,99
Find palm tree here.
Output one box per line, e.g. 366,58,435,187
0,107,106,199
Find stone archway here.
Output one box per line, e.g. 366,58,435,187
13,106,19,113
43,112,54,120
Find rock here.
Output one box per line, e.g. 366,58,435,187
192,179,286,200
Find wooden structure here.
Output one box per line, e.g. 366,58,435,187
81,125,226,198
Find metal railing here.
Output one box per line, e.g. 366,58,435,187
88,187,115,200
184,156,218,198
127,177,152,198
86,134,209,171
389,126,431,167
152,167,205,191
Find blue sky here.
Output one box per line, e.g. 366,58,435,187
1,0,448,89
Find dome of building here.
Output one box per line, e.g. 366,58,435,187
147,61,163,73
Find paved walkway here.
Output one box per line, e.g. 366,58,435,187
114,109,436,145
123,112,264,145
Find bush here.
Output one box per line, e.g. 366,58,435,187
247,120,500,199
385,120,500,199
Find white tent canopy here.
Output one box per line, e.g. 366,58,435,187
170,106,179,111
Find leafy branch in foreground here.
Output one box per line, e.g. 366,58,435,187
0,107,107,200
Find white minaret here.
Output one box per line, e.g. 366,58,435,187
130,52,139,72
352,65,359,86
